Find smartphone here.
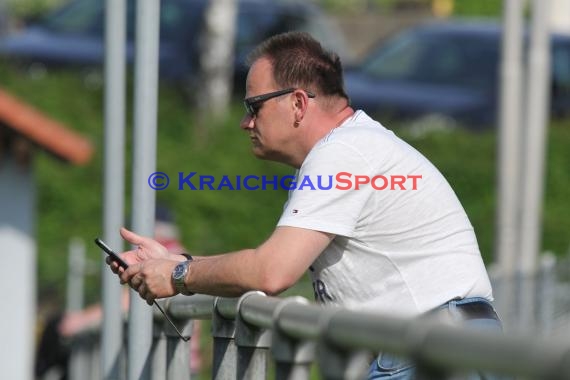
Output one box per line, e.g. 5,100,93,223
94,238,129,269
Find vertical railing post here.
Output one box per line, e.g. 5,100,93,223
66,237,86,312
271,297,315,380
150,319,167,380
129,0,161,377
165,303,193,380
235,292,272,380
318,310,373,380
212,297,239,380
69,333,99,380
101,0,126,377
538,253,556,334
495,0,525,331
516,269,537,332
90,339,102,380
317,342,370,380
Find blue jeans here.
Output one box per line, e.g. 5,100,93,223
367,297,505,380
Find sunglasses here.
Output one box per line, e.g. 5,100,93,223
243,88,316,117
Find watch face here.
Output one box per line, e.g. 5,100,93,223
173,264,185,279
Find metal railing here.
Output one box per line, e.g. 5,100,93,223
68,291,570,380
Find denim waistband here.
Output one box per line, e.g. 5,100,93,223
429,297,500,322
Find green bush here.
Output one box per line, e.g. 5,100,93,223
452,0,503,18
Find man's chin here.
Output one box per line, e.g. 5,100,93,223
251,148,268,159
251,147,275,162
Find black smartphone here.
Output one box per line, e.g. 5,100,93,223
94,238,129,269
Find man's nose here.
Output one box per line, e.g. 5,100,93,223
240,114,254,130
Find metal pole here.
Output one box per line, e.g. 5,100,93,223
128,0,161,378
496,0,525,278
213,338,238,380
102,0,127,378
271,298,315,380
495,0,525,326
519,0,552,274
66,237,86,312
235,292,272,379
69,335,91,380
151,327,167,380
538,253,556,334
212,298,239,380
166,318,193,380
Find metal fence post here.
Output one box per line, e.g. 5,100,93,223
317,308,370,380
235,291,272,380
271,297,315,380
317,341,370,380
151,320,167,380
90,338,102,380
149,300,194,380
69,332,99,380
66,237,86,312
538,253,556,334
102,0,127,378
164,304,193,380
212,297,239,380
129,0,161,375
517,269,538,333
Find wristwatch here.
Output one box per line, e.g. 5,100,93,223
172,259,194,296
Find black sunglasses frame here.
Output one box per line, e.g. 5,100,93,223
244,87,315,117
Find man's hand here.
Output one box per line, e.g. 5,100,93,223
120,259,179,305
106,227,170,274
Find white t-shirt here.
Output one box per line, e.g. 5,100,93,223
277,110,493,317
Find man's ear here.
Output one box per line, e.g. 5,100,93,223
293,90,309,122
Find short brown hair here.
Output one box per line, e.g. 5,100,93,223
247,31,349,100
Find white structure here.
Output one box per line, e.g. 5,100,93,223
0,88,92,380
550,0,570,33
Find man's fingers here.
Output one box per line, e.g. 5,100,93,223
120,227,147,246
135,283,155,305
144,290,155,305
129,274,141,289
120,265,138,284
105,256,124,274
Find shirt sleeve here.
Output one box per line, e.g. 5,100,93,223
277,140,376,237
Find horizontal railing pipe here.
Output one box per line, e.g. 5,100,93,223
215,296,239,320
167,294,215,320
274,299,322,340
68,290,570,379
239,292,281,329
325,309,411,354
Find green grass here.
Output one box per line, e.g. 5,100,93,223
1,62,570,309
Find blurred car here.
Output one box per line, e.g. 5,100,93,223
344,20,570,131
0,0,350,92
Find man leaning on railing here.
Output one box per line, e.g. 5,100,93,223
107,31,504,380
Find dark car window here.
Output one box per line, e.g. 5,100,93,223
552,41,570,95
236,7,279,49
235,2,348,60
40,0,203,42
41,0,103,35
361,32,421,80
361,30,499,92
125,0,204,42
